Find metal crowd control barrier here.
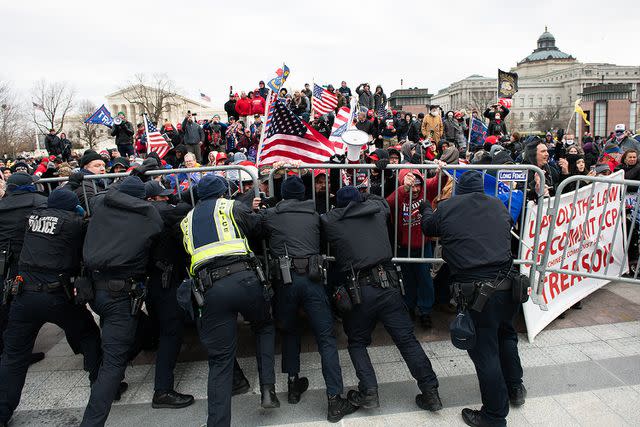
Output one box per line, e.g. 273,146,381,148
36,165,261,216
537,174,640,291
267,163,547,306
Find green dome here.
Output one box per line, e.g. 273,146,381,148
518,28,574,64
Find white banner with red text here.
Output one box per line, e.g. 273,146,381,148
521,171,627,342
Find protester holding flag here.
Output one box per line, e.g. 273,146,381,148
484,104,509,137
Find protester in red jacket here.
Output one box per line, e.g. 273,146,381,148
234,92,252,122
386,163,447,329
250,90,266,116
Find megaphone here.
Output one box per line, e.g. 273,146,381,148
113,117,123,125
341,129,369,162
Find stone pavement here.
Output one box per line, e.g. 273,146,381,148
5,282,640,426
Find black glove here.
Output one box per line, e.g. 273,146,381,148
69,172,84,184
375,159,389,171
418,200,428,214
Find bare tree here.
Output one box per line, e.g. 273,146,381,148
121,74,180,123
31,79,75,136
75,100,107,150
467,90,496,116
534,106,564,133
0,81,32,157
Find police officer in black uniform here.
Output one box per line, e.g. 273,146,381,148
0,172,47,364
260,176,358,423
80,176,164,427
144,180,195,409
0,188,102,427
181,175,276,427
421,170,525,427
321,186,443,413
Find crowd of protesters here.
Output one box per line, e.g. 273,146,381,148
1,78,640,426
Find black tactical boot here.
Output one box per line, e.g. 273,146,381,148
509,383,527,406
260,384,280,409
327,394,358,423
114,382,128,401
416,388,443,411
347,389,379,409
152,390,195,409
287,376,309,404
462,408,493,427
232,371,250,396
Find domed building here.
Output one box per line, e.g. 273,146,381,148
430,28,639,138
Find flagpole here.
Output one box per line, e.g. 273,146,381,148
310,78,315,120
564,111,574,138
143,113,150,157
256,89,272,166
34,120,40,152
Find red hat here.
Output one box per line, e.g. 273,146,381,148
313,169,327,177
392,110,397,115
238,160,255,167
176,123,182,130
367,109,374,116
49,155,56,161
215,152,228,162
454,112,463,119
485,135,499,145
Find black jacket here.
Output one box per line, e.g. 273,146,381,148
45,134,63,156
18,207,86,283
260,199,320,257
321,194,392,273
110,121,135,146
0,191,48,277
67,171,108,210
421,192,512,281
355,119,377,138
408,119,422,143
149,200,192,285
224,100,237,120
83,188,163,279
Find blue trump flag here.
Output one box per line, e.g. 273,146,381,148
84,104,113,127
267,64,290,92
469,117,488,146
452,169,524,222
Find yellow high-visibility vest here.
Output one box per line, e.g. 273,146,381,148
181,198,251,275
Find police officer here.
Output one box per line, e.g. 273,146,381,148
80,176,164,427
420,170,525,427
0,172,47,364
0,189,102,427
180,175,276,427
260,176,357,423
321,186,443,412
144,180,195,409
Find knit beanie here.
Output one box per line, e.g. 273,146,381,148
456,171,484,195
336,186,362,208
48,188,79,211
118,176,146,199
281,176,306,200
6,172,35,193
197,175,229,200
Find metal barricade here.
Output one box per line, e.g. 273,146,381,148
36,165,261,216
536,173,640,297
267,163,547,305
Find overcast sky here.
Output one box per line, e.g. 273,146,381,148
1,0,638,111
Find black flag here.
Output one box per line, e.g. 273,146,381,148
498,69,519,98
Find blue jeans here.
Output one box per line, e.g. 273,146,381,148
399,244,435,315
275,273,343,396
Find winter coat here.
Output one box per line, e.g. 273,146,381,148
386,169,444,249
45,134,63,156
180,119,205,146
356,86,374,110
235,98,252,117
110,121,135,146
421,114,443,142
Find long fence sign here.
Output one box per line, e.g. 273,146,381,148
520,170,628,342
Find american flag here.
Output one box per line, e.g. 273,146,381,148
257,99,335,166
329,106,353,155
200,92,211,102
312,84,338,116
144,115,171,159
